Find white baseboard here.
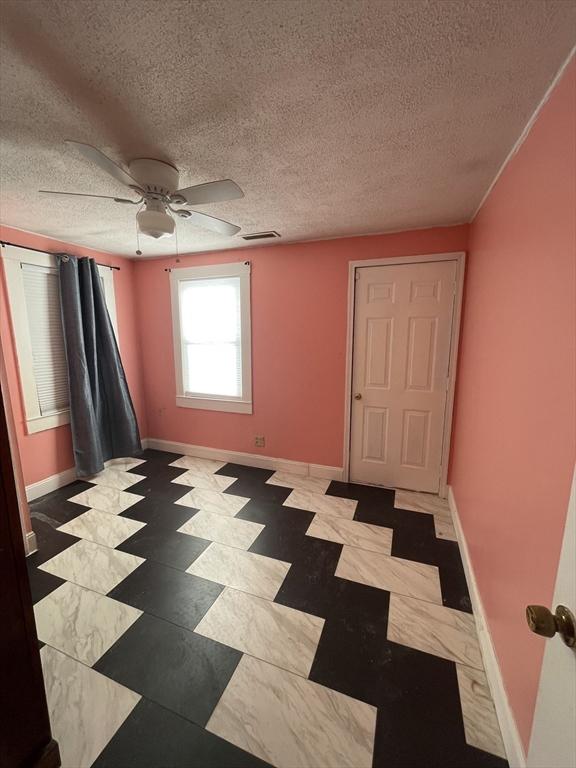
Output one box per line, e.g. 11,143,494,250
25,467,77,501
25,530,38,556
448,486,526,768
142,438,344,481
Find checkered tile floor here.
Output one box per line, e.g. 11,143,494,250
27,449,508,768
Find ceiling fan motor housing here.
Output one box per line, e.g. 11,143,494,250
137,199,175,239
128,158,179,197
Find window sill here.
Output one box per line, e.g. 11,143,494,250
26,409,70,434
176,395,253,414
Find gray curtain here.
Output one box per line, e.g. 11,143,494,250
58,255,141,476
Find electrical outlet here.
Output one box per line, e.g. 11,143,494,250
254,435,265,448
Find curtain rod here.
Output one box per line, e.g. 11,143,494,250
0,240,121,271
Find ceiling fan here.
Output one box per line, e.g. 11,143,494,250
39,141,244,239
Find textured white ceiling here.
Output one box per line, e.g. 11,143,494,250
0,0,574,258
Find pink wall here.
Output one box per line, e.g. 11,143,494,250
134,225,468,467
449,59,576,751
0,225,147,493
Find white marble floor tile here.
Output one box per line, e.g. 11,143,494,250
104,457,146,471
175,488,250,517
267,471,330,495
387,593,483,669
169,455,226,473
68,486,144,515
171,470,237,492
58,508,145,548
434,516,458,541
307,515,393,555
336,546,442,603
207,655,376,768
34,581,141,666
457,665,506,759
85,467,145,491
39,539,144,594
41,645,140,768
178,511,264,550
394,489,451,518
284,489,357,519
195,588,324,677
187,543,290,600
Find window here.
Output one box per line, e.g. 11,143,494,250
170,262,252,413
2,245,117,433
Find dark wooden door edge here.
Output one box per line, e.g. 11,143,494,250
0,372,60,767
25,740,61,768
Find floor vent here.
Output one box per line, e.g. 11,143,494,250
241,231,281,241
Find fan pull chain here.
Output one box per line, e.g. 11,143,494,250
174,214,179,258
135,203,143,255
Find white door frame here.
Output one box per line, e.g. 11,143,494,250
343,251,466,497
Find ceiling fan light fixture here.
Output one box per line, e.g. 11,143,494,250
137,201,175,239
44,142,243,240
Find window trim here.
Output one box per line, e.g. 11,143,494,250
169,261,252,414
1,245,118,434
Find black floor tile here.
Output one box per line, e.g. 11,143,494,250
248,517,334,565
30,479,93,509
312,615,455,712
30,481,93,526
127,473,189,500
372,646,508,768
130,461,186,481
216,463,274,481
439,558,473,613
108,560,222,631
273,538,344,618
94,614,241,727
224,477,291,504
26,519,79,567
327,480,396,506
120,498,196,529
26,562,65,604
277,562,390,623
355,499,431,533
93,698,272,768
29,500,88,529
237,498,313,530
138,449,183,464
117,525,209,570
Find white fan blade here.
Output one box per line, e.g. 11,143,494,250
174,179,244,206
39,190,137,203
65,140,139,188
185,210,241,236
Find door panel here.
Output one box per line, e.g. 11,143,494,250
528,467,576,768
401,409,430,468
406,317,437,391
362,407,389,463
350,260,457,491
365,318,392,388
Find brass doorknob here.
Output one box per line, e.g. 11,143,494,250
526,604,576,647
354,393,362,400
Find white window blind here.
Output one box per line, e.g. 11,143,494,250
21,263,69,415
179,276,242,397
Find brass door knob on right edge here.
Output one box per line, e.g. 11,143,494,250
526,604,576,647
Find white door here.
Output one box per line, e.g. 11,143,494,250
528,467,576,768
349,260,457,492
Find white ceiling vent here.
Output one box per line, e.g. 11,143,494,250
241,231,281,241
